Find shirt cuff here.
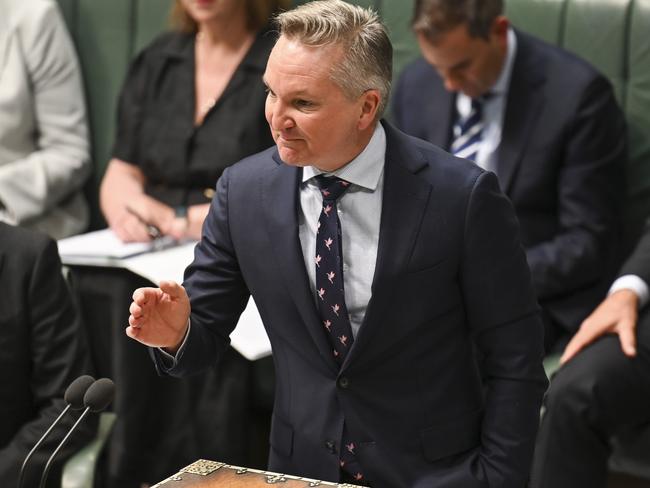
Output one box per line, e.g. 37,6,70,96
156,320,191,368
609,275,649,309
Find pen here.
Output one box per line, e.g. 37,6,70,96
125,206,162,239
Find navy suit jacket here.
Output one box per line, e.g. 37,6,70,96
155,122,547,487
392,30,626,335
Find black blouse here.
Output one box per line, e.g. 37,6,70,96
112,29,276,206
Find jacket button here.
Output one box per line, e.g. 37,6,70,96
325,440,337,454
338,377,349,389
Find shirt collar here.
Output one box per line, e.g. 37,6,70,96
490,27,517,97
302,123,386,192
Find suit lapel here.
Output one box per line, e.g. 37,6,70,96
344,124,432,367
262,152,339,373
497,31,546,193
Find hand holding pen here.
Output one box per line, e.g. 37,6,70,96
111,199,175,243
125,206,162,240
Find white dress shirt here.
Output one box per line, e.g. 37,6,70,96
455,28,517,172
609,275,649,308
300,124,386,338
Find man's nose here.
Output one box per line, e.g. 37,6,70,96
443,74,462,93
271,103,294,130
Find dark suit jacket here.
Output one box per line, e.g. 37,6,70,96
0,223,95,487
620,218,650,280
155,122,547,487
392,30,626,334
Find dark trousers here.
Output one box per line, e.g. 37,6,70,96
531,307,650,488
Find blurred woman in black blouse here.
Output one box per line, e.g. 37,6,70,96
101,0,287,242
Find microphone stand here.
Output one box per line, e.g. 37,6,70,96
38,407,92,488
17,403,71,488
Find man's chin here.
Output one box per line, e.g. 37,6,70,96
277,147,308,167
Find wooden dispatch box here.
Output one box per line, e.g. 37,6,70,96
151,460,365,488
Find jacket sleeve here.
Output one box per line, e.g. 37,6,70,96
151,166,250,377
525,75,626,300
0,0,90,225
461,171,548,487
618,217,650,284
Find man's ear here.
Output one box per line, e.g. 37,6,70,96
358,89,381,130
491,15,510,41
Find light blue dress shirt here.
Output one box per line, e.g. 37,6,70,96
300,124,386,338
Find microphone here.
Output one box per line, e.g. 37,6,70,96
38,378,115,488
18,375,95,488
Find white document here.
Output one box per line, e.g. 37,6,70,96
58,229,272,361
57,228,176,263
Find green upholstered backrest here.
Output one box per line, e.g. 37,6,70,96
56,0,650,236
505,0,650,240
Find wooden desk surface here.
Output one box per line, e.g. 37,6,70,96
152,460,364,488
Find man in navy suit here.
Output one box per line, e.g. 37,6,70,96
127,1,546,486
392,0,626,352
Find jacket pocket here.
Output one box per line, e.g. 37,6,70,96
420,408,483,461
269,413,293,457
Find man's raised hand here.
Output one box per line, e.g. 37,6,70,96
126,280,191,353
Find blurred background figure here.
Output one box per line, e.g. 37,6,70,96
0,222,95,488
100,0,286,242
392,0,626,354
0,0,91,240
86,1,288,487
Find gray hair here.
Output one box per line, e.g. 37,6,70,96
412,0,504,41
275,0,392,118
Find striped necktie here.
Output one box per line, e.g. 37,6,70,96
451,97,484,162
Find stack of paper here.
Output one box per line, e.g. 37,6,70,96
57,228,272,360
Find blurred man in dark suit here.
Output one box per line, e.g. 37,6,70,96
531,217,650,487
392,0,626,352
0,222,94,487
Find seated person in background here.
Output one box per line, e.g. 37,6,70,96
0,0,91,240
531,217,650,488
100,0,288,243
0,222,95,487
392,0,626,352
127,1,547,486
94,1,288,486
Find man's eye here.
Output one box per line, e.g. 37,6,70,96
295,99,313,108
265,87,276,97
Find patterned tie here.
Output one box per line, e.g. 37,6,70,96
314,175,354,364
451,97,484,162
313,175,365,484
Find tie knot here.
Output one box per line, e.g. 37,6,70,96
314,175,351,201
470,97,483,113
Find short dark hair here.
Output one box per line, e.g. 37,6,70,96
412,0,503,41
